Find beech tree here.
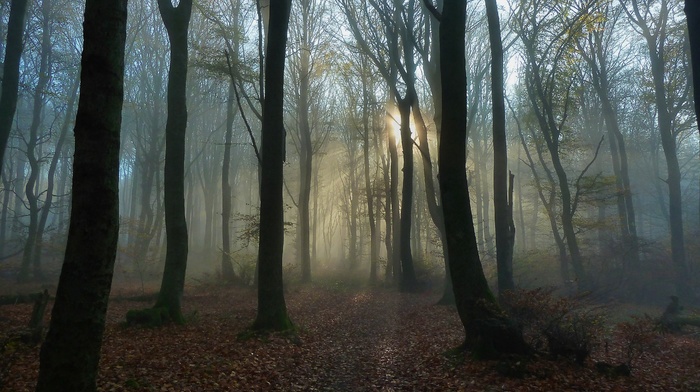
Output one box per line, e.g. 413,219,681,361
485,0,515,295
623,0,693,299
35,0,128,389
341,0,421,290
0,0,29,173
253,0,294,331
575,2,640,292
437,0,528,357
154,0,193,323
17,0,54,282
685,0,700,134
512,0,599,290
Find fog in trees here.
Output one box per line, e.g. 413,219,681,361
2,0,700,388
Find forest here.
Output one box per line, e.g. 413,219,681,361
2,0,700,390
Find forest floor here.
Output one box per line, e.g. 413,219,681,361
2,282,700,391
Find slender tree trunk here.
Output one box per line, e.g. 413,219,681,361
1,168,10,248
411,101,452,303
486,0,514,295
18,0,52,282
397,98,417,291
221,82,236,282
388,110,401,284
648,47,692,298
296,0,313,282
362,65,379,284
34,73,79,281
35,1,127,389
0,0,29,173
381,117,394,281
253,0,293,331
155,0,193,324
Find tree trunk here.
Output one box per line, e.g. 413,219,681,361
362,62,379,284
221,81,236,282
397,98,417,291
253,0,293,331
685,1,700,105
439,0,528,357
296,0,313,283
155,0,192,324
486,0,514,295
388,109,401,284
35,0,127,389
685,0,700,236
0,0,29,174
648,48,692,298
34,73,80,283
18,0,53,282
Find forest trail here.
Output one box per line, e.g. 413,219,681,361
2,285,700,391
296,289,448,390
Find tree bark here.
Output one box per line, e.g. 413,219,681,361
685,0,700,229
485,0,514,295
0,0,29,174
35,0,127,389
397,98,417,291
253,0,293,331
221,81,236,282
155,0,192,324
295,0,313,283
362,60,379,284
439,0,528,357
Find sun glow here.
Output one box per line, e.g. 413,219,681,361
388,110,417,144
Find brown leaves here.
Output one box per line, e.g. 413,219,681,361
1,286,700,391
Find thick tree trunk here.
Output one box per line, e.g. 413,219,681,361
253,0,293,331
35,0,127,389
0,0,28,173
155,0,192,324
685,0,700,232
439,0,528,357
686,0,700,135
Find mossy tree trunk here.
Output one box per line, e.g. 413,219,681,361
155,0,193,324
253,0,293,331
439,0,528,357
35,0,128,389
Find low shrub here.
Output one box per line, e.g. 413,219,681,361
502,288,606,365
